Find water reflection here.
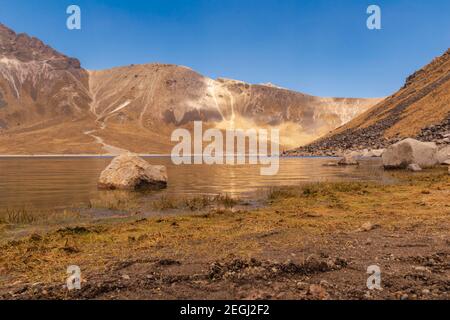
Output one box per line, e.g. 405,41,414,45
0,157,387,214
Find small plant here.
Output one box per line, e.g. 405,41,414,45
4,208,37,224
88,191,141,211
0,207,81,225
151,194,240,211
267,187,296,200
151,195,179,211
301,184,320,197
216,194,238,209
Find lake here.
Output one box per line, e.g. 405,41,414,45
0,157,387,215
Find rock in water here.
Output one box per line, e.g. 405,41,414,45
98,154,167,190
407,164,422,172
382,138,439,169
367,149,385,158
338,152,359,166
437,146,450,164
323,162,339,167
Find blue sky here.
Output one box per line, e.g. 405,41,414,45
0,0,449,98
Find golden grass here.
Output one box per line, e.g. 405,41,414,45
86,192,240,212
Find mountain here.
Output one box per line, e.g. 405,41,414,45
0,24,91,126
289,49,450,156
0,23,380,155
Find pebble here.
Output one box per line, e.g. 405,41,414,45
319,280,331,287
413,266,430,272
309,284,330,300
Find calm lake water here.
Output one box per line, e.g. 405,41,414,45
0,157,387,214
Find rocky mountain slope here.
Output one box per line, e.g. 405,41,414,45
0,23,380,155
0,24,91,128
288,49,450,156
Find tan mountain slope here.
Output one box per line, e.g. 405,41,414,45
0,23,380,155
0,23,96,154
87,64,380,154
0,24,91,128
290,48,450,156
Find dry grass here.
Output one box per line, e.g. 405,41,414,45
86,192,240,212
0,208,81,225
151,194,239,211
87,191,143,212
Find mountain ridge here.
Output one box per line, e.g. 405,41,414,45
0,23,381,155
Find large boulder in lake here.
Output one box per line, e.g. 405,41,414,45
98,154,168,190
382,138,439,169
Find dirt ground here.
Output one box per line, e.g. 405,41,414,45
0,169,449,300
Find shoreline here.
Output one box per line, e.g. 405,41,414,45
0,154,172,158
0,154,337,159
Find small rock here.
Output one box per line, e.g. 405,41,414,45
413,266,430,272
296,281,308,289
407,163,422,172
338,153,359,166
323,162,338,167
122,274,131,280
319,280,331,288
422,289,430,295
370,149,385,157
30,233,42,241
359,222,378,232
308,284,330,300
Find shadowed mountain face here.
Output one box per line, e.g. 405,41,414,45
0,23,380,154
289,49,450,156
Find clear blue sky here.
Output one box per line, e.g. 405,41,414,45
0,0,449,98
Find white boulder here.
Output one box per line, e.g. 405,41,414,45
382,138,439,169
437,146,450,164
98,154,168,190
